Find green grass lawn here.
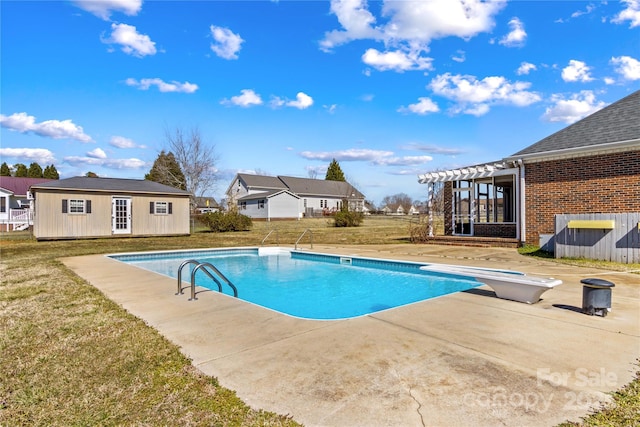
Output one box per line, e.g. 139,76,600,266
1,217,637,426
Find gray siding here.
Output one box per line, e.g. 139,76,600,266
555,213,640,263
268,193,300,219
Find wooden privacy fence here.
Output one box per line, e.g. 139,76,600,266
555,213,640,264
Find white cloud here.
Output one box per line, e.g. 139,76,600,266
300,148,394,162
109,135,144,149
320,0,506,75
125,78,198,93
373,155,433,166
561,60,594,82
103,23,156,57
87,148,107,159
402,143,465,155
612,0,640,28
221,89,263,107
72,0,142,20
300,148,432,167
0,112,92,142
64,155,147,169
210,25,244,60
451,50,465,63
379,0,506,47
499,17,527,47
0,147,56,164
516,62,537,75
428,73,541,116
611,55,640,80
571,4,596,19
286,92,314,109
362,48,433,72
397,97,440,115
324,104,338,114
542,91,607,124
319,0,381,52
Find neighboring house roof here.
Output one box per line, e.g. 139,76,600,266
510,90,640,158
238,173,287,190
237,189,299,200
30,177,191,196
229,173,365,200
278,176,364,199
195,196,219,208
0,177,55,196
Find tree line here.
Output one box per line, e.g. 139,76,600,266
1,162,59,179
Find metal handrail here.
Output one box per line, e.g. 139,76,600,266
295,228,313,250
261,229,279,246
176,259,200,295
189,262,238,301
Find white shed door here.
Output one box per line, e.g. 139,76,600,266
112,197,131,234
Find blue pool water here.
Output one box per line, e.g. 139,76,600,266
110,248,480,320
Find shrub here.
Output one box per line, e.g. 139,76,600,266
333,203,364,227
199,211,252,232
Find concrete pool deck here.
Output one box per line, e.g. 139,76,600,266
62,244,640,427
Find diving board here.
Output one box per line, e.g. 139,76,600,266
420,264,562,304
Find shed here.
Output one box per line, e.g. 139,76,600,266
30,177,191,240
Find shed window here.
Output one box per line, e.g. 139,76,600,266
151,201,173,215
63,199,91,214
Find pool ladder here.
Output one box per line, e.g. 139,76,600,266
176,259,238,301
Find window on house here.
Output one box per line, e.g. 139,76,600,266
258,199,265,209
0,197,5,213
469,175,515,223
240,201,247,210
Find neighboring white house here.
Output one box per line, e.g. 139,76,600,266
0,176,54,231
226,173,366,220
194,196,220,214
381,203,419,215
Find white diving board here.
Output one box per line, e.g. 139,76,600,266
420,264,562,304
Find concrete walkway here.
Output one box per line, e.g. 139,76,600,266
62,245,640,427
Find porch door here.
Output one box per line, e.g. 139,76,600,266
112,197,131,234
453,184,473,236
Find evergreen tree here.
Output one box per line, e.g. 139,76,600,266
27,162,44,178
145,150,187,190
43,164,60,179
0,162,10,176
325,158,346,182
86,171,99,177
14,163,28,177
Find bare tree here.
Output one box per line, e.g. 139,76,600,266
165,126,218,205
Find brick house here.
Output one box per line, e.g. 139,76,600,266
418,90,640,247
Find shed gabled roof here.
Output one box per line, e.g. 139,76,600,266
510,90,640,158
30,177,191,196
0,177,55,196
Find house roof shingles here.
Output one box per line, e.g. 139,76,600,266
30,176,191,196
234,173,365,200
0,177,55,195
511,90,640,157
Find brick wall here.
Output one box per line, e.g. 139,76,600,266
443,183,453,235
524,150,640,245
473,223,517,238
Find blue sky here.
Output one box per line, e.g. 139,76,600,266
1,0,639,205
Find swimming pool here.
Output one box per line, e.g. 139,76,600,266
110,247,481,320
